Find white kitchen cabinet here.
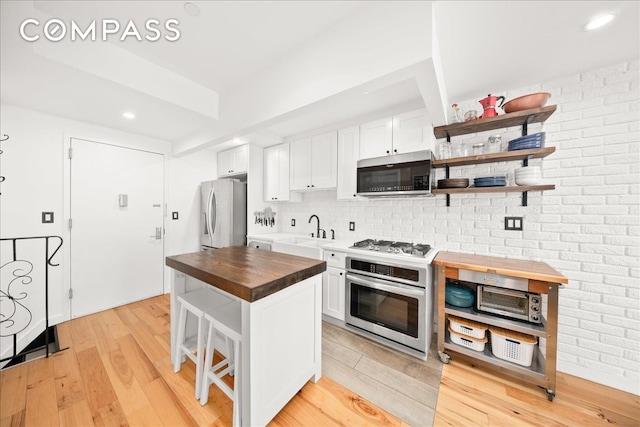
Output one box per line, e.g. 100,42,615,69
359,117,393,159
322,266,346,321
290,132,337,191
264,143,296,202
392,108,431,154
359,108,431,159
337,125,360,200
218,144,248,177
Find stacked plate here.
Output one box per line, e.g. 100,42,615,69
474,176,506,187
438,178,469,189
508,132,546,151
515,166,542,186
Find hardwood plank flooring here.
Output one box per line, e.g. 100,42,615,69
1,294,638,427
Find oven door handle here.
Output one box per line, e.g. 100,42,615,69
346,273,425,297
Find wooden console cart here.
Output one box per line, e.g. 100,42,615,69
434,252,568,401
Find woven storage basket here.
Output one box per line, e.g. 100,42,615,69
448,325,488,352
448,316,488,339
489,326,537,367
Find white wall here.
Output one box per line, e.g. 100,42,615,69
0,104,213,358
274,60,640,395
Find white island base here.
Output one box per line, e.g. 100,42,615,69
171,271,323,426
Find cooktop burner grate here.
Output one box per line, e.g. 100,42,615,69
350,239,432,258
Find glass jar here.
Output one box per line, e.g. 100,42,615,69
472,143,485,156
439,140,453,159
487,135,503,153
456,142,469,158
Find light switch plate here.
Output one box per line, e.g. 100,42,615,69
291,219,296,227
349,221,355,231
505,216,523,231
172,212,179,220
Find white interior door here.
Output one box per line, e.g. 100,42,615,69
69,138,164,318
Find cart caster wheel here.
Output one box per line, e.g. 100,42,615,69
438,351,451,364
547,390,555,402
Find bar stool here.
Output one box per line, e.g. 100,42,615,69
174,288,233,399
200,301,242,427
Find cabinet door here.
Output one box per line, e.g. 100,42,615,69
232,144,248,174
218,145,248,177
263,145,279,201
337,126,360,200
359,117,393,159
290,138,312,190
392,108,431,154
275,143,291,201
322,266,346,321
217,149,234,177
311,131,337,189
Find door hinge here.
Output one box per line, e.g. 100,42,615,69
68,288,73,299
68,218,72,230
68,148,73,159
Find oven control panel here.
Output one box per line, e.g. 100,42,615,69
348,258,421,284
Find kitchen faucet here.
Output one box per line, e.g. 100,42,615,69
308,214,320,238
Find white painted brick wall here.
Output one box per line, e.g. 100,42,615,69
274,60,640,395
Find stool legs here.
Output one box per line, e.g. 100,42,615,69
200,319,216,405
173,303,187,372
231,338,241,427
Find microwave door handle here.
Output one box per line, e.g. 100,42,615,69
346,273,424,298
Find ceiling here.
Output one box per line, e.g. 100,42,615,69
1,1,638,153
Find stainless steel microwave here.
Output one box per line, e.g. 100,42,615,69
356,150,434,197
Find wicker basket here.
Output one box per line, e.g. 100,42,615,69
448,325,488,352
489,326,537,367
448,316,488,339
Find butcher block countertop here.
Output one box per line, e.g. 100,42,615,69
166,246,327,302
433,251,568,284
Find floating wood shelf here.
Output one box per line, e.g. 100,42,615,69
432,184,555,196
433,105,557,139
432,147,556,168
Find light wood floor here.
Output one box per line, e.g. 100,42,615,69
1,294,639,426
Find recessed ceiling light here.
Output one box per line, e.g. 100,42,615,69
584,14,614,31
184,2,200,17
122,111,135,120
364,91,369,95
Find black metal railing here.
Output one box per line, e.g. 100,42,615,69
0,235,63,363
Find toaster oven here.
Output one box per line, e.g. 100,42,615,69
476,285,542,324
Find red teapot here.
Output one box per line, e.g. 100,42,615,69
479,94,505,118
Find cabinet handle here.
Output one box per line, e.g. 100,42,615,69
353,194,356,197
340,272,343,276
307,185,310,188
386,150,390,154
394,149,397,153
311,184,315,188
331,253,335,257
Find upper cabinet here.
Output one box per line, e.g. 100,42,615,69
392,108,431,154
359,108,431,159
217,145,248,177
290,131,338,191
337,126,360,200
359,117,393,159
264,143,298,202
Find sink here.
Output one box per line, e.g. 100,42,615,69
271,237,325,260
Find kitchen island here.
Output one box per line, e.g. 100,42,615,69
166,246,326,426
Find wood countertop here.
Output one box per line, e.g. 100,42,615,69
166,247,327,302
433,251,568,284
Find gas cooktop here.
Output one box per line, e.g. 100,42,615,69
350,239,432,258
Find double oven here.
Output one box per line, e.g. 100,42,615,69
344,250,434,355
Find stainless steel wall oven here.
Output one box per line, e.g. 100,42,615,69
345,256,431,353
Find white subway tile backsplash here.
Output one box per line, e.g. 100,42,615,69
273,60,640,393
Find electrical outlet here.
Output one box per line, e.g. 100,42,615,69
349,221,355,231
42,212,54,223
505,216,523,231
291,219,296,227
172,212,179,220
